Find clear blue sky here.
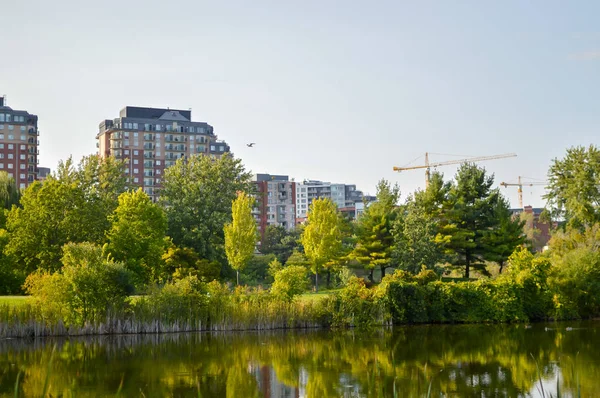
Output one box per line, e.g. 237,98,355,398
2,0,599,208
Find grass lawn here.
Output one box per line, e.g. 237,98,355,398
298,288,340,304
0,296,30,308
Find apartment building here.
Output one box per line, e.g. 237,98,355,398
253,174,296,242
97,106,229,200
0,96,39,189
295,180,369,220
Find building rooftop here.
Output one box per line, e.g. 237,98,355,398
119,106,192,121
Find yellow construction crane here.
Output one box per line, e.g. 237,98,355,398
500,176,547,209
393,152,518,187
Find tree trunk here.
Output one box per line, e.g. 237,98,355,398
380,265,387,281
236,270,239,286
465,252,470,279
326,269,331,289
499,261,504,274
368,268,374,283
315,271,319,293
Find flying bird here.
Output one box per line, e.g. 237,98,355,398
246,143,256,147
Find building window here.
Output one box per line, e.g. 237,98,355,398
20,164,25,169
0,144,3,149
134,177,139,183
156,125,162,131
133,168,138,174
20,126,25,132
210,145,215,151
6,115,11,122
156,169,161,175
20,145,25,150
20,173,25,179
133,132,138,137
19,154,25,160
133,150,138,155
8,154,13,159
0,125,3,130
0,114,3,122
133,159,138,165
124,150,129,155
219,145,225,151
8,144,13,150
133,123,138,129
8,125,13,131
155,133,161,140
19,183,25,189
0,163,3,169
8,164,13,169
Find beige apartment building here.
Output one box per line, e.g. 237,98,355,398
0,96,39,189
97,106,229,200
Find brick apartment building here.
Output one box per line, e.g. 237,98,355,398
252,174,296,243
0,96,39,189
97,106,229,200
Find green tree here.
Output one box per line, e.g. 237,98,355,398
106,189,167,285
300,198,341,292
271,265,310,301
482,197,526,273
393,197,446,274
224,191,257,285
436,164,503,278
160,154,252,264
260,225,302,263
545,145,600,229
0,171,20,228
351,180,399,282
162,245,221,282
5,156,127,272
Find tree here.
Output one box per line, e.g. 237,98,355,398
162,245,221,282
271,265,310,301
436,164,503,278
545,145,600,229
224,191,257,285
300,198,341,292
105,189,167,285
482,197,525,273
0,171,20,228
393,198,445,274
160,154,252,264
5,155,127,272
351,180,399,282
260,225,302,264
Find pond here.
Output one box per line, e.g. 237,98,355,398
0,321,598,397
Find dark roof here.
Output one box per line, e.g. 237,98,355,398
119,106,192,121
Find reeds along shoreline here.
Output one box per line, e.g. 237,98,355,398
0,300,337,339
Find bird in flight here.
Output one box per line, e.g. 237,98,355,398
246,143,256,147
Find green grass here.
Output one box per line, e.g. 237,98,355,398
298,289,340,303
0,296,30,308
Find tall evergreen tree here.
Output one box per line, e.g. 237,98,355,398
481,197,525,273
351,180,400,282
436,164,502,278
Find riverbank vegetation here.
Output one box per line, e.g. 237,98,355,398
0,145,600,336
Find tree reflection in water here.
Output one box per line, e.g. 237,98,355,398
0,322,598,397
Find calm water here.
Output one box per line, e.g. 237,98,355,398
0,322,598,397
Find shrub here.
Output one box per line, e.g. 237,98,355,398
24,242,134,325
271,265,309,302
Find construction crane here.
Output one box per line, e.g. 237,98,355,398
500,176,547,209
393,152,518,188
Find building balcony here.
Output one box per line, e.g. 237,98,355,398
28,128,38,136
143,152,154,159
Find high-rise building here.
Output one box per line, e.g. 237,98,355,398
0,96,39,189
97,106,230,200
253,174,296,243
295,180,369,220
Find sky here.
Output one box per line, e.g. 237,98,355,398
1,0,599,208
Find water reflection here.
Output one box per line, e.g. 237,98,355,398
0,322,598,397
